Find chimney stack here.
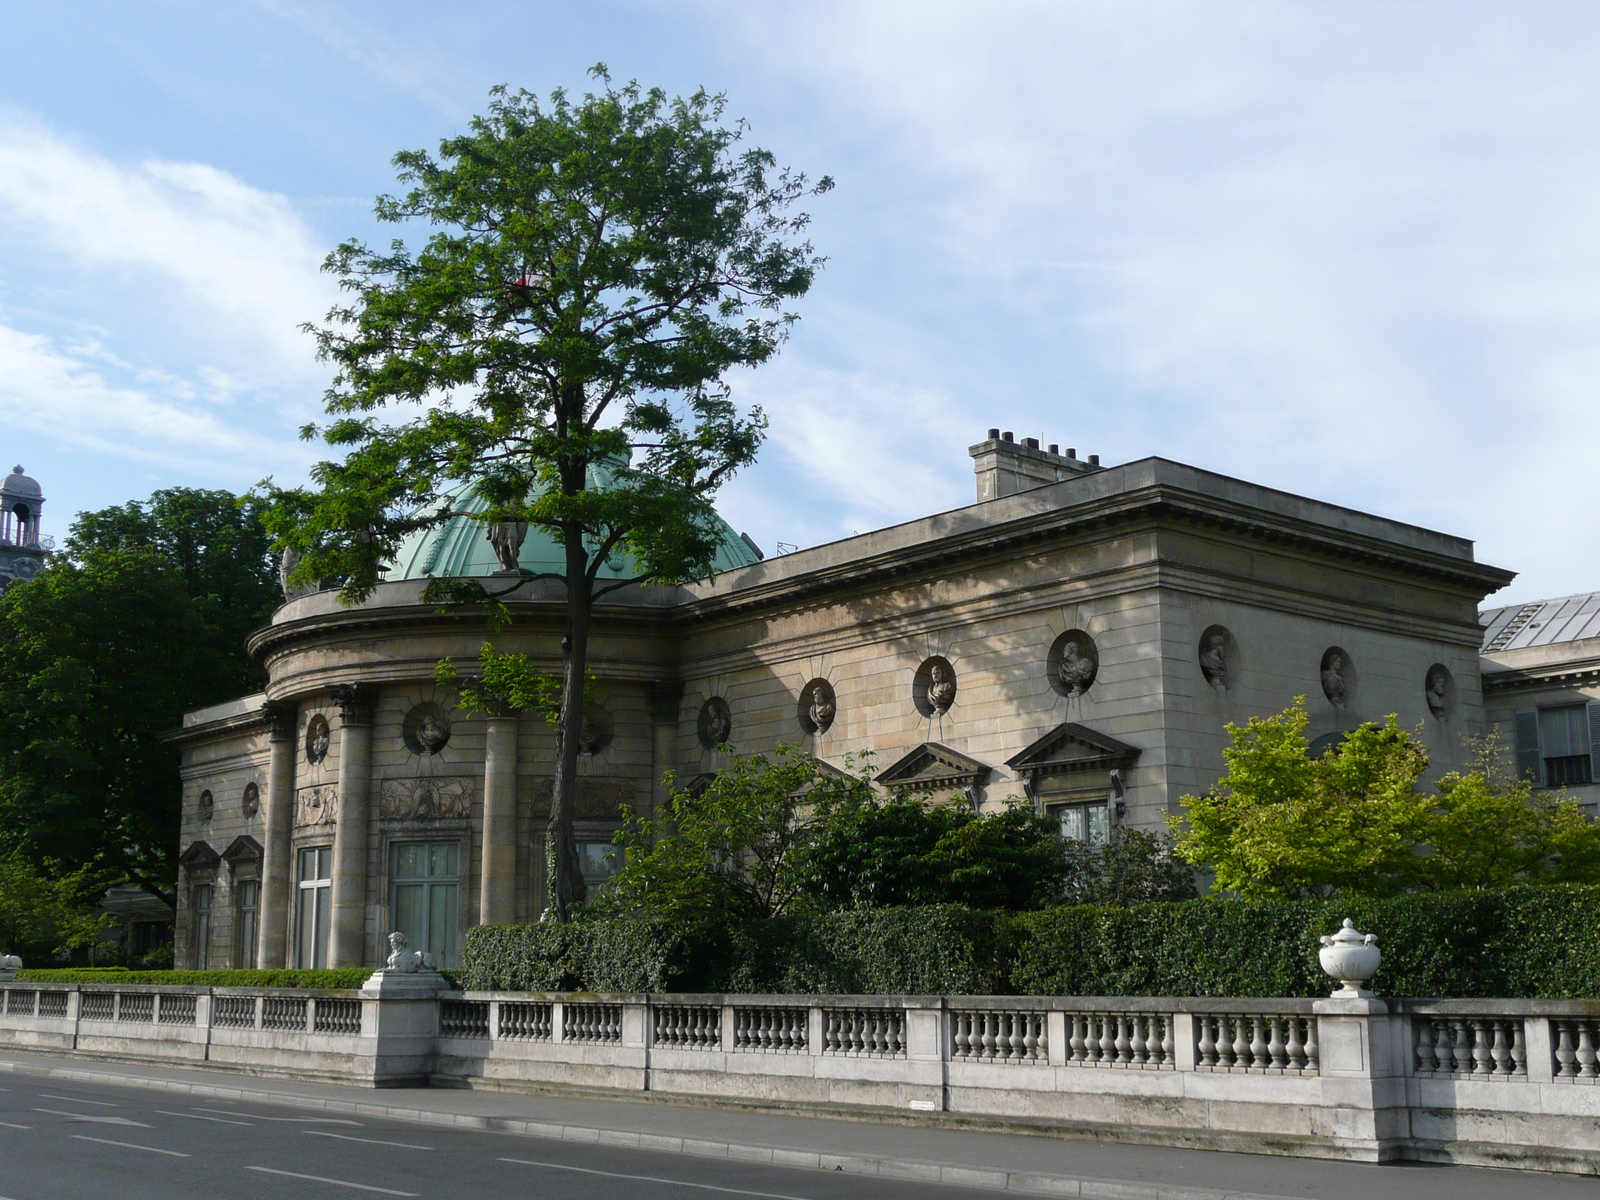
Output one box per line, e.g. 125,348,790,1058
968,431,1103,503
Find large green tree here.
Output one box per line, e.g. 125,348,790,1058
264,71,830,920
66,487,280,693
0,488,279,905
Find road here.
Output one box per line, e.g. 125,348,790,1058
0,1073,998,1200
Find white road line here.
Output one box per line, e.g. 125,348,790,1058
0,1121,29,1129
155,1109,254,1126
70,1134,190,1157
32,1108,150,1126
304,1130,432,1150
244,1166,418,1196
198,1108,360,1124
39,1093,118,1106
499,1158,816,1200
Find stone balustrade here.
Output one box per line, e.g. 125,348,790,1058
8,983,1600,1175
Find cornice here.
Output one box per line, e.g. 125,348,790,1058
1483,665,1600,693
163,708,271,748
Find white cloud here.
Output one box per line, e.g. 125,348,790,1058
0,113,333,485
696,0,1600,600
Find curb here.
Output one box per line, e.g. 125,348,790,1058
0,1056,1296,1200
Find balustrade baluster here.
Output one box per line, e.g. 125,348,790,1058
1490,1021,1512,1076
1198,1015,1218,1067
1247,1016,1267,1070
1285,1017,1305,1070
1471,1020,1493,1075
1129,1014,1147,1065
1578,1023,1598,1079
1416,1020,1437,1072
1556,1021,1577,1077
1267,1017,1287,1070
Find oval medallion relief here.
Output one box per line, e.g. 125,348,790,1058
242,781,260,818
913,656,957,717
402,701,452,756
305,714,331,764
798,679,837,735
1048,630,1099,698
698,697,733,749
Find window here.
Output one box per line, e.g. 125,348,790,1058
191,885,213,970
392,842,461,968
1541,705,1594,787
1049,800,1109,844
235,879,260,969
296,846,332,969
578,840,625,894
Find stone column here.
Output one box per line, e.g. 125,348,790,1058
647,681,684,819
257,699,299,968
329,683,377,968
479,712,520,926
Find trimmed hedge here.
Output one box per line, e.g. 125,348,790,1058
16,968,376,989
463,885,1600,998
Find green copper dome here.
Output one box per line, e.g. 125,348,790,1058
385,462,760,582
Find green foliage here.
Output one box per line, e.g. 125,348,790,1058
462,886,1600,998
595,745,876,929
1059,828,1201,907
460,920,690,993
262,71,828,920
16,968,373,989
436,643,600,724
1174,699,1600,898
0,547,242,904
0,855,111,962
64,487,280,695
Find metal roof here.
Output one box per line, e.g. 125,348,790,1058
1480,593,1600,653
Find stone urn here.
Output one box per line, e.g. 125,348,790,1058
1318,918,1380,998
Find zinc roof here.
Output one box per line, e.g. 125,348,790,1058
1480,593,1600,653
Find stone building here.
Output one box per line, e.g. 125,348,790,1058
0,465,48,589
1481,593,1600,813
170,434,1514,970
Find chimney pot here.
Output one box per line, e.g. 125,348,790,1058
986,427,1000,439
1066,448,1077,459
1088,454,1100,466
1002,431,1014,442
1048,443,1059,455
1024,437,1039,449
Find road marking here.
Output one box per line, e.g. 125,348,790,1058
305,1130,432,1150
499,1158,816,1200
33,1108,149,1126
198,1107,360,1124
39,1093,118,1106
244,1166,417,1196
71,1134,190,1157
156,1109,254,1126
0,1121,29,1129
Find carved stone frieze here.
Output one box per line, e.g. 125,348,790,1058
294,784,338,827
527,776,636,820
379,777,473,821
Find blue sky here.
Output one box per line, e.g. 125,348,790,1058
0,2,1596,604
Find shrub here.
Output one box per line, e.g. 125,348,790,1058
16,968,373,989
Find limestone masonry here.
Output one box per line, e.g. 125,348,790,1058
170,434,1522,970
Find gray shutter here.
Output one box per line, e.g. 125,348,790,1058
1513,709,1544,786
1587,702,1600,782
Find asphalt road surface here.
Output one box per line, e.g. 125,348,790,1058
0,1074,1001,1200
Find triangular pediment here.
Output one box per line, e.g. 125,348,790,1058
878,742,991,792
1005,723,1141,777
221,835,263,863
178,840,220,869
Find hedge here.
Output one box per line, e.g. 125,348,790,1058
15,968,378,989
462,885,1600,999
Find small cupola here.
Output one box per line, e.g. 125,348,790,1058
0,466,44,546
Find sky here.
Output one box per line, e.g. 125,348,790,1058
0,1,1595,605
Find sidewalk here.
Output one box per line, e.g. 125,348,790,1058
0,1047,1590,1200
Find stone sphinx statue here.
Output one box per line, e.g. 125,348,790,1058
385,930,424,973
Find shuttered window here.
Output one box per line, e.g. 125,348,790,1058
1541,705,1593,787
1514,710,1543,785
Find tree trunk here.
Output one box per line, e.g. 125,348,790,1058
546,518,591,922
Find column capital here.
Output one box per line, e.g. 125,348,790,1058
330,682,378,727
262,699,299,743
